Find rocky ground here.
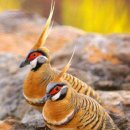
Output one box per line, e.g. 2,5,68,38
0,11,130,130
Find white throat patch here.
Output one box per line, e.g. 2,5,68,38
30,57,38,69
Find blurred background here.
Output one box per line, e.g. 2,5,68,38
0,1,130,130
0,0,130,34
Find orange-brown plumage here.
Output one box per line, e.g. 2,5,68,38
24,64,54,99
20,2,101,112
31,2,54,50
40,60,119,130
42,86,119,130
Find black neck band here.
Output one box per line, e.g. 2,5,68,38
31,62,43,71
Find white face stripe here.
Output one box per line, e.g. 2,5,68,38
30,55,47,69
30,57,38,69
51,86,67,101
51,91,61,101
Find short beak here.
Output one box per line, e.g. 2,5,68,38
43,94,51,102
38,94,51,104
32,94,51,105
19,60,29,68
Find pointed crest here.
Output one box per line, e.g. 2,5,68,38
32,1,55,49
53,47,76,82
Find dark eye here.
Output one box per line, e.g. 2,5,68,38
33,53,37,57
55,87,59,91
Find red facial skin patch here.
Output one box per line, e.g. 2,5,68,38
50,86,62,95
28,52,42,61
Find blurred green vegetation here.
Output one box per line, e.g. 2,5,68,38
62,0,130,34
0,0,20,11
0,0,130,34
